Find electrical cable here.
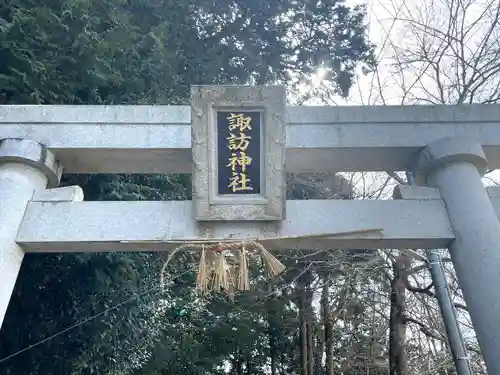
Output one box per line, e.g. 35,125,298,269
0,267,195,364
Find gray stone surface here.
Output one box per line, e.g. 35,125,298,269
393,185,442,200
0,138,62,187
414,137,488,184
32,186,84,202
0,139,56,327
191,85,286,221
393,184,500,200
414,138,500,375
0,105,191,174
486,185,500,198
16,198,454,252
3,104,500,173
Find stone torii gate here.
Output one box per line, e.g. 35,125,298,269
1,85,500,373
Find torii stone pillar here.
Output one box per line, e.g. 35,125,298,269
0,139,61,325
415,138,500,374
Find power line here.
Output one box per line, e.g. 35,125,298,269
0,268,194,364
0,263,303,365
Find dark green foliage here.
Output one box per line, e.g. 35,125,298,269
62,174,192,201
0,0,374,105
0,0,376,374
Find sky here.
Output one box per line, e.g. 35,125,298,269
309,0,500,183
308,0,499,107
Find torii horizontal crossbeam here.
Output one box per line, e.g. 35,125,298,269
17,199,451,252
14,198,455,252
2,104,500,173
17,186,500,252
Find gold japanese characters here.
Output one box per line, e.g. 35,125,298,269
217,111,261,195
227,113,253,192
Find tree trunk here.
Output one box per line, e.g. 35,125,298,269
322,275,351,375
297,271,315,375
268,297,278,375
314,323,324,375
279,352,286,375
307,320,314,375
389,256,410,375
299,287,308,375
246,356,252,375
231,347,243,375
236,352,243,375
322,277,334,375
270,335,277,375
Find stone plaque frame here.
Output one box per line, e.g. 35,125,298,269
191,85,286,221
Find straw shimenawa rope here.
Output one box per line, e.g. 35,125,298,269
237,246,250,291
196,245,210,293
159,228,385,295
212,249,231,292
254,242,285,279
160,240,290,296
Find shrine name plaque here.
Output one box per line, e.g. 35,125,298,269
191,85,286,221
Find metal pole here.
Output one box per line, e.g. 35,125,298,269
414,138,500,374
406,171,473,375
427,250,473,375
0,139,61,328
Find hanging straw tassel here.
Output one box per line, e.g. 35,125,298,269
227,266,237,302
160,245,185,290
196,245,210,294
253,242,285,279
212,251,230,292
237,245,250,291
